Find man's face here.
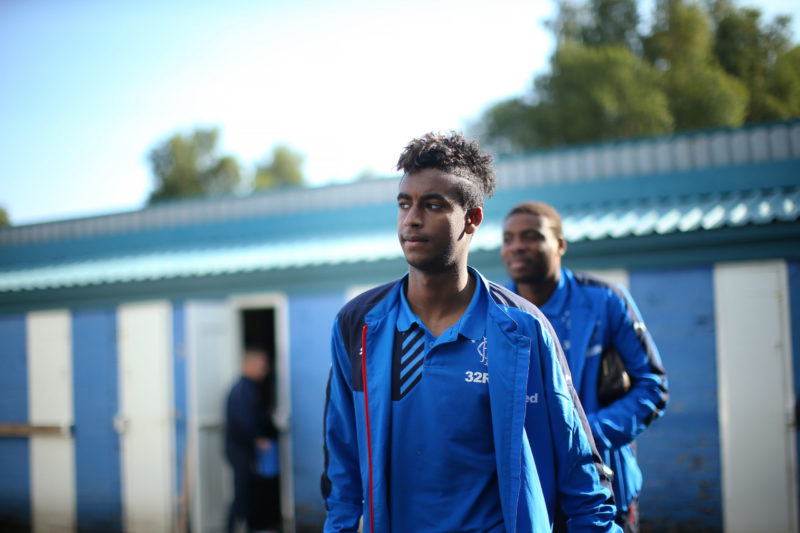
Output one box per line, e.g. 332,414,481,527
397,168,475,273
501,212,565,284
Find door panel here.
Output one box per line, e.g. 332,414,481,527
714,261,798,533
186,300,236,533
118,302,174,533
27,310,75,533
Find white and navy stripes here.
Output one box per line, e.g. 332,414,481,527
393,324,426,401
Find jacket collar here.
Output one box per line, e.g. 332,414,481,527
395,270,487,342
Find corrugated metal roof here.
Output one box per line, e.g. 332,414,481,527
1,186,797,292
559,187,800,242
2,120,798,248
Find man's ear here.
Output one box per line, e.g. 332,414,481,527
465,207,483,234
558,235,568,256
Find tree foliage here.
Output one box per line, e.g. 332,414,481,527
583,0,641,49
644,0,748,129
254,145,306,190
0,206,9,227
709,0,798,121
477,0,798,153
148,127,241,203
482,44,672,150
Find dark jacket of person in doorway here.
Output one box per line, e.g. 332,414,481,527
225,347,280,532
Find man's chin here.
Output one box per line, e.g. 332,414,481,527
510,273,545,285
405,255,452,274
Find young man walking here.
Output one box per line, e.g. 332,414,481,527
322,133,620,532
501,201,669,532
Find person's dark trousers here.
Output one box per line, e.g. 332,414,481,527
250,475,281,531
227,462,252,533
615,498,639,533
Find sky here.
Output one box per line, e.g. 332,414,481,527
1,0,798,225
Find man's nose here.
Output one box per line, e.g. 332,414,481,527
403,204,422,226
505,237,521,251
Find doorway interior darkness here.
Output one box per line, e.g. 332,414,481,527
241,308,277,407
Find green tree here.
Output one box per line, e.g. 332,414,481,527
582,0,641,50
0,206,9,227
253,145,306,190
478,97,544,152
148,127,241,203
663,63,748,129
767,46,800,117
709,0,796,121
644,0,748,129
479,43,673,150
546,1,591,45
644,0,712,66
547,0,640,50
476,0,796,153
540,44,673,144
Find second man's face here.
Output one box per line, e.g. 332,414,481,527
397,168,474,273
501,212,565,285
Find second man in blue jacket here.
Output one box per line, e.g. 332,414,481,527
501,201,669,532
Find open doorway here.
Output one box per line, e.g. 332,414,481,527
241,309,277,415
233,298,294,533
239,308,281,530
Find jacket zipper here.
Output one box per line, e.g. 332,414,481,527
361,324,375,533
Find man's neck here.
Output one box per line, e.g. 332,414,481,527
515,274,559,308
406,265,475,338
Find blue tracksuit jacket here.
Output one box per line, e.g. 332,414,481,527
322,268,619,532
508,268,669,512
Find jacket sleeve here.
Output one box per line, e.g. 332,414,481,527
588,285,669,451
321,317,363,533
535,321,621,532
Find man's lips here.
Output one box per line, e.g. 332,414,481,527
402,235,428,245
507,257,531,270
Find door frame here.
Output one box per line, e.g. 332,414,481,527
229,292,295,533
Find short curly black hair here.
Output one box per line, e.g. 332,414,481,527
396,131,496,210
506,201,563,238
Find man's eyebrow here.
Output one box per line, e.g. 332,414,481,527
396,192,450,202
420,193,448,202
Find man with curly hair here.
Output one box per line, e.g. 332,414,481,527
322,132,620,532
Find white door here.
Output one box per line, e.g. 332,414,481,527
27,310,75,533
714,261,798,533
186,300,237,533
118,301,174,533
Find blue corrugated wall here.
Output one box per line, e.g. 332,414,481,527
72,308,123,532
289,290,345,531
789,261,800,513
3,259,797,531
0,314,30,529
631,267,722,531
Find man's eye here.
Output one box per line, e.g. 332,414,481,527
427,203,442,210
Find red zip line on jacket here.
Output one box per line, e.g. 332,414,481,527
361,324,375,533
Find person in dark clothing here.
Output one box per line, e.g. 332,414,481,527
225,347,280,533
